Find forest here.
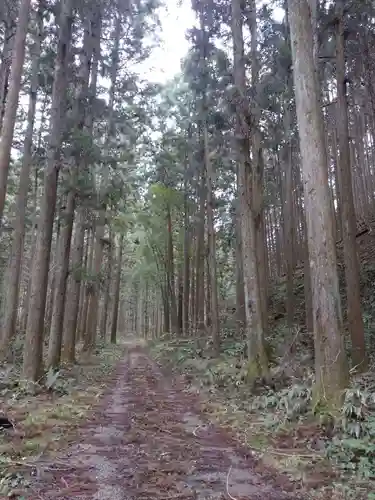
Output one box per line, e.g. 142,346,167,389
1,0,375,498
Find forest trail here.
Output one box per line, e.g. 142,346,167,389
29,346,303,499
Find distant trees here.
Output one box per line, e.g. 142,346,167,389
0,0,373,412
0,0,161,380
0,0,31,224
126,0,373,410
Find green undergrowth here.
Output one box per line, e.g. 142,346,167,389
149,251,375,498
149,332,375,499
0,341,126,498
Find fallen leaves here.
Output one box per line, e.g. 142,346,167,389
0,343,127,497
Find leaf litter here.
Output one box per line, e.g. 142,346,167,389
0,343,126,498
17,345,303,499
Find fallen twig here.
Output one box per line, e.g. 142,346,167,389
250,446,320,459
226,465,239,500
193,425,203,437
159,495,192,499
61,477,69,488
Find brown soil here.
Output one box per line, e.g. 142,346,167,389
23,346,305,499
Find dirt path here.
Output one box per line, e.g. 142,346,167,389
28,347,304,499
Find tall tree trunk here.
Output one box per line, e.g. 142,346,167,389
0,4,42,357
183,141,191,335
0,13,16,133
133,281,139,336
62,209,85,362
161,280,170,333
110,235,124,344
100,232,113,341
138,284,144,337
282,53,296,337
235,196,246,336
190,236,196,331
247,0,268,333
79,230,93,341
177,261,183,334
75,231,88,342
204,124,220,353
183,200,190,335
47,192,74,368
0,0,32,226
62,2,101,357
44,217,61,336
19,92,48,335
19,213,39,335
166,204,178,331
205,252,212,328
85,13,119,350
302,208,314,333
288,0,349,407
335,1,367,371
22,0,73,381
231,0,268,381
195,168,205,333
144,280,149,339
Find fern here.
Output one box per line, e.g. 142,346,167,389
327,387,375,479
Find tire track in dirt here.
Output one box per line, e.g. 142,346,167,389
29,346,305,499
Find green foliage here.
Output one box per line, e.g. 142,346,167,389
277,384,312,419
251,384,312,423
326,387,375,480
0,470,29,498
221,340,245,357
206,361,247,389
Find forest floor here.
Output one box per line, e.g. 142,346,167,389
1,342,308,499
0,342,126,498
4,232,375,499
149,334,375,500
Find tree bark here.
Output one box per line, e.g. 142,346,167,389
110,235,124,344
194,168,205,333
79,230,93,341
0,11,16,133
0,0,32,226
85,12,119,350
22,0,73,381
161,279,170,333
204,124,220,353
177,261,183,334
0,4,42,357
47,192,74,368
144,280,149,338
235,196,246,336
247,0,268,335
44,221,60,337
183,176,190,335
62,2,101,356
100,233,113,341
282,78,296,338
62,209,85,362
166,204,178,332
335,1,367,371
288,0,349,407
231,0,268,381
